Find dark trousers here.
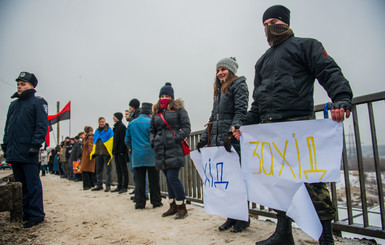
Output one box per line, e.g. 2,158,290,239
82,171,95,189
95,155,112,188
162,168,186,201
59,162,66,176
67,160,74,179
12,162,45,221
135,167,161,207
114,154,129,189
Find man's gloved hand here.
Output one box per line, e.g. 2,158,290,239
196,141,206,153
28,148,39,156
329,99,352,111
329,98,352,122
223,135,233,152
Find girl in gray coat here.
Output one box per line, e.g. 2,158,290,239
197,57,249,232
150,82,191,219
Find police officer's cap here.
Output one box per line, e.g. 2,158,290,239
15,71,38,88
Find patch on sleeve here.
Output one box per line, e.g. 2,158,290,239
43,104,48,114
322,49,329,58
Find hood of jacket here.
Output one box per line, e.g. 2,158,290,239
153,98,184,114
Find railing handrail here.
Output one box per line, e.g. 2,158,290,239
314,91,385,112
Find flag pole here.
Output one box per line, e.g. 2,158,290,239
69,101,71,137
56,101,60,146
51,128,57,147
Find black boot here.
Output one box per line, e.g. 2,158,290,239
231,219,250,233
255,213,294,245
319,220,334,245
218,218,236,231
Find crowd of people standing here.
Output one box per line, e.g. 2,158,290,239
40,83,191,220
2,4,354,244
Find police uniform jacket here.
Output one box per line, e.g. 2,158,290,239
2,89,48,164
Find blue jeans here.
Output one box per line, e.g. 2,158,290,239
163,168,185,201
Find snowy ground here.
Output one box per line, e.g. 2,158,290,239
0,170,373,245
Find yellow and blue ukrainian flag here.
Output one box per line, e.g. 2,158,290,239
90,128,114,165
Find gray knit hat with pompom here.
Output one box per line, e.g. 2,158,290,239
216,57,238,75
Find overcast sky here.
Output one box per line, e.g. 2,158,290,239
1,0,384,147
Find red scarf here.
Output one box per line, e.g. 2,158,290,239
160,98,170,109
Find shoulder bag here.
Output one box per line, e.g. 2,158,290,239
159,113,191,156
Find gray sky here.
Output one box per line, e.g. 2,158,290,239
1,0,384,146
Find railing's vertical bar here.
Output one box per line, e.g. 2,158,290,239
342,128,354,224
196,134,202,200
331,182,339,221
190,135,199,198
352,105,369,227
368,102,385,229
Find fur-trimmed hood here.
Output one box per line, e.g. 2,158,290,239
153,98,184,114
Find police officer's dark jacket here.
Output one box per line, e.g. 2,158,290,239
246,35,353,124
2,89,48,164
200,76,249,147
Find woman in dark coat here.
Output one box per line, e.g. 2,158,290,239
80,126,96,190
150,82,191,219
197,57,249,232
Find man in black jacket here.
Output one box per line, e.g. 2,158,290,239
128,99,141,122
70,132,85,181
111,112,129,193
233,5,353,245
2,71,48,228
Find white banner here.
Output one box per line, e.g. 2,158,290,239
240,119,343,240
190,147,249,222
240,119,343,183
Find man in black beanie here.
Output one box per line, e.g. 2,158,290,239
233,4,353,245
128,99,141,122
127,98,141,196
125,103,162,209
112,112,129,193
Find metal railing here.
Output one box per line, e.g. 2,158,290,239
159,91,385,239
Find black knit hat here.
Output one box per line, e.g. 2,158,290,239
140,103,153,115
15,71,38,87
263,5,290,26
159,82,174,99
129,98,140,109
114,112,123,121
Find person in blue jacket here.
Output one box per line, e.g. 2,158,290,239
125,102,162,209
1,71,48,228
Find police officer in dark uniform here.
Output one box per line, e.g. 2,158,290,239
1,71,48,228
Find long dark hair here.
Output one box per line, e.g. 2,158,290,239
213,70,237,98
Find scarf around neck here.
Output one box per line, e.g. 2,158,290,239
265,24,294,47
